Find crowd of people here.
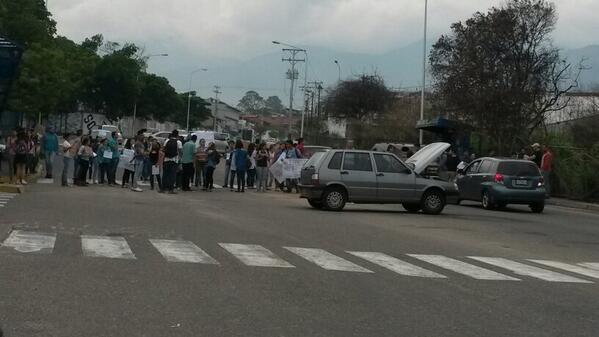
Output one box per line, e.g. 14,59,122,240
1,126,307,195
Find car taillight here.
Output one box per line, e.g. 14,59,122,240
311,173,319,185
494,173,504,184
538,176,544,187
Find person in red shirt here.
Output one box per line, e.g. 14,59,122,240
540,144,553,198
296,137,305,157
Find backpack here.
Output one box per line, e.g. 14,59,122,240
164,139,178,158
16,140,28,155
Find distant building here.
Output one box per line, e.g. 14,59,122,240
546,92,599,126
202,98,242,133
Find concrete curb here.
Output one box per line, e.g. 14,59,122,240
546,198,599,212
0,184,24,194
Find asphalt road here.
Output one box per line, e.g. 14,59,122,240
1,162,599,336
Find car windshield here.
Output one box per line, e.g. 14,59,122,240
497,161,540,176
303,151,327,168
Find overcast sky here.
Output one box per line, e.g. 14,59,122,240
49,0,599,100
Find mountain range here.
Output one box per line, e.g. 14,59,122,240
156,42,599,107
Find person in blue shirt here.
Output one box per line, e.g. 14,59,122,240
41,126,58,179
233,140,248,193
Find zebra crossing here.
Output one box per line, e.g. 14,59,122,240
0,193,17,208
2,230,599,284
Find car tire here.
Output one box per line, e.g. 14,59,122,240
402,203,421,213
322,187,347,211
530,202,544,213
308,199,323,209
482,190,495,210
420,190,446,215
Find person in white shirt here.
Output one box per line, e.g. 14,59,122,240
61,133,73,187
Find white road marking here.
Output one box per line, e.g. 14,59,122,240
81,235,136,259
0,204,4,207
0,201,7,204
285,247,373,273
408,254,520,281
578,263,599,271
348,252,446,278
150,239,218,264
469,257,592,283
219,243,294,268
529,260,599,279
36,178,54,184
1,230,56,253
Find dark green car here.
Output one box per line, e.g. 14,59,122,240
456,158,546,213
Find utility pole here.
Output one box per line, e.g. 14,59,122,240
281,48,305,137
212,85,222,131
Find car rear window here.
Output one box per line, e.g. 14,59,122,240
304,151,327,168
327,152,343,170
497,161,540,176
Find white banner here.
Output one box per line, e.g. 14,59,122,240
269,158,308,181
118,149,135,172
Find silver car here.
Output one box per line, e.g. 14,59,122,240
298,143,458,215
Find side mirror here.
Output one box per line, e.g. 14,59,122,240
457,168,464,175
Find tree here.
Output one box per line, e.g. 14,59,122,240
265,96,284,115
170,93,211,129
237,90,265,115
0,0,56,46
136,73,181,121
325,74,394,148
429,0,580,154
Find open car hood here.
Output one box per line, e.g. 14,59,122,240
405,142,451,174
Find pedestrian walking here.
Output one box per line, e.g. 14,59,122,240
149,138,162,191
181,135,197,191
76,137,93,186
540,144,553,198
204,142,220,191
194,138,207,188
14,130,29,185
233,140,248,193
223,140,235,188
255,142,269,192
130,135,146,192
161,130,182,194
247,143,257,189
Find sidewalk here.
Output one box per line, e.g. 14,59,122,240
546,197,599,212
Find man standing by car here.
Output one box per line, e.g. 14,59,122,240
541,144,553,198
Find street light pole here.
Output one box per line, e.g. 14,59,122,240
419,0,428,146
334,60,341,82
132,53,168,136
186,68,208,132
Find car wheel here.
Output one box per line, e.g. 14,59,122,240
530,202,544,213
322,187,346,211
308,199,323,209
420,190,446,215
482,190,495,210
402,203,421,213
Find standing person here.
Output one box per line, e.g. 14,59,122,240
121,139,134,188
267,144,276,190
540,144,553,198
148,138,162,191
71,130,82,184
14,130,29,185
246,143,256,189
60,133,75,187
76,138,93,186
296,137,305,157
233,140,248,193
283,140,301,193
255,142,269,192
5,129,17,184
161,130,183,194
445,150,459,182
204,142,220,191
90,137,100,184
181,135,197,191
25,130,36,175
531,143,542,168
223,140,235,188
194,138,207,188
130,135,146,192
106,132,120,186
97,138,108,184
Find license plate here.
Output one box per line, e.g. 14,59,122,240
515,179,528,186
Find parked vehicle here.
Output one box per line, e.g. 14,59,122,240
298,143,458,214
455,157,546,213
190,130,229,153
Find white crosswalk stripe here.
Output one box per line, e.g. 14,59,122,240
150,239,218,264
578,263,599,271
1,230,56,253
529,260,599,279
469,257,592,283
219,243,294,268
81,235,136,259
348,252,446,278
0,193,16,207
285,247,373,273
408,254,520,281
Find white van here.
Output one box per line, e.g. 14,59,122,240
191,130,229,153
